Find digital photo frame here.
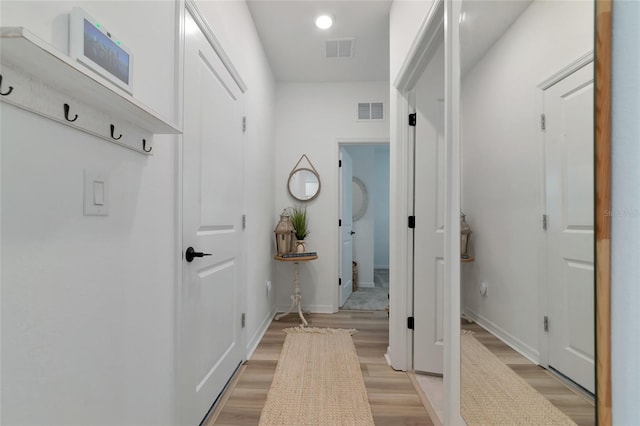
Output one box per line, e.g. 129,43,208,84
69,7,133,94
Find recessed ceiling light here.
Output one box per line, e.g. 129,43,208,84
315,15,333,30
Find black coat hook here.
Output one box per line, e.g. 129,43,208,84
63,103,78,122
110,124,122,140
142,139,152,153
0,75,14,96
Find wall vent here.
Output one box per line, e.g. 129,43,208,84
357,102,384,121
326,38,355,58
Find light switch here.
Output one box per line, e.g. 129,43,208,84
84,170,109,216
93,181,105,205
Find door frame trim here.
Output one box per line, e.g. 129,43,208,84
594,1,612,423
174,1,185,423
391,0,465,423
536,52,594,370
390,0,444,375
184,0,247,93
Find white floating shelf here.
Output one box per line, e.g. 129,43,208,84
0,27,181,155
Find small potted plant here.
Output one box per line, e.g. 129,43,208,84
289,205,309,253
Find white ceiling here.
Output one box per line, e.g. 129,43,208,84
247,1,392,82
246,0,532,83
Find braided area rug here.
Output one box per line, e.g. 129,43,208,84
461,330,576,425
259,327,374,426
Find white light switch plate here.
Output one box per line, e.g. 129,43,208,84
84,169,109,216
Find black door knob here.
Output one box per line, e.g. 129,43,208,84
350,231,356,235
185,246,212,262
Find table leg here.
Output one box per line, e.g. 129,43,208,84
275,294,296,321
293,262,308,326
275,262,308,326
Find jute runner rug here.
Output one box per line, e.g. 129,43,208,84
259,327,375,426
461,331,576,425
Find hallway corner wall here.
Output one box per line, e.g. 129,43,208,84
274,82,390,313
1,2,178,424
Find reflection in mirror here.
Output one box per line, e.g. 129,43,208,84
459,0,595,424
352,177,368,221
288,168,320,201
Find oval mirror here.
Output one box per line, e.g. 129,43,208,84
288,168,321,201
352,177,368,221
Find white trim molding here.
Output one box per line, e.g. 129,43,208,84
185,0,247,93
443,1,463,423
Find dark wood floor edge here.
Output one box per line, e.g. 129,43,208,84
202,363,248,426
546,367,596,406
407,371,443,426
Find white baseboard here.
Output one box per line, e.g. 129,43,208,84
464,308,540,365
275,304,337,314
358,281,375,288
374,265,389,269
246,308,276,360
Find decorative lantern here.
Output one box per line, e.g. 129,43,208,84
274,209,295,255
460,212,472,259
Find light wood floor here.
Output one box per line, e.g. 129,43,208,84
207,311,434,426
461,320,596,426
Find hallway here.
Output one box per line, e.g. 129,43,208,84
208,311,433,425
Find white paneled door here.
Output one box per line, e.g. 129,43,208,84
180,12,245,425
340,149,354,307
412,44,445,375
544,62,594,393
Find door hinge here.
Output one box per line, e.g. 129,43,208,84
339,159,342,167
242,214,246,230
542,214,548,230
241,313,246,328
407,316,415,330
544,315,549,332
242,116,247,133
339,219,342,227
408,216,416,229
339,278,342,286
540,114,546,131
408,113,417,127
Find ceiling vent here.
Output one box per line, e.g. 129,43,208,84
357,102,384,121
325,38,355,58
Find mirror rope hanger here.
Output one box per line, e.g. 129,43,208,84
289,154,319,178
288,154,321,201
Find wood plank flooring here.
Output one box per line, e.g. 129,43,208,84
461,320,596,426
208,311,434,426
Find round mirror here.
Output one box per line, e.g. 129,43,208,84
288,168,321,201
352,176,368,221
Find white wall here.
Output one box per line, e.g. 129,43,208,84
0,1,276,424
274,82,389,312
460,0,593,360
611,1,640,423
1,2,177,424
194,0,277,360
